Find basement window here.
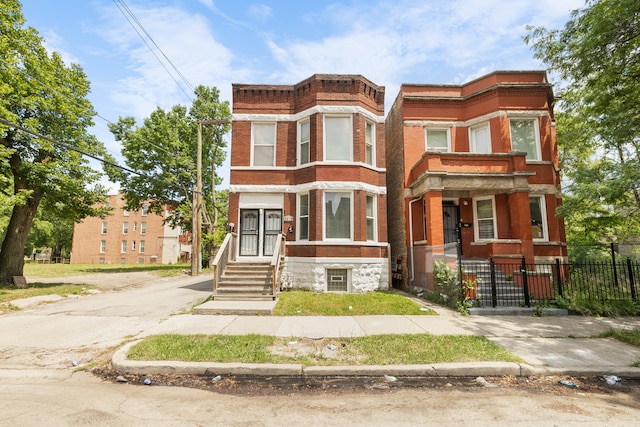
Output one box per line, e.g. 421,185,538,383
327,268,349,292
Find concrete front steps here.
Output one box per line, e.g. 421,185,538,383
213,261,277,302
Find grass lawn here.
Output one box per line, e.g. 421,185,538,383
273,290,436,316
0,283,90,306
598,328,640,367
127,333,523,366
23,262,191,278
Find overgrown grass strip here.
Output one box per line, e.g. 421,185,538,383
273,290,435,316
127,333,522,365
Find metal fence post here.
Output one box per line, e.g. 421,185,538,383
489,258,498,308
627,257,637,302
521,257,531,308
611,242,619,288
555,258,563,298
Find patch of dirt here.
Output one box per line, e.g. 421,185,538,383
26,271,161,290
267,338,364,363
92,364,640,397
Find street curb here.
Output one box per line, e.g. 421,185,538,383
112,341,640,378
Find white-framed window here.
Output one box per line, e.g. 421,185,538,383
324,115,352,161
326,268,349,292
139,240,145,253
121,240,127,254
141,203,149,216
366,194,376,241
470,122,491,153
123,209,130,217
298,119,310,165
252,122,276,166
530,195,548,241
425,128,450,152
510,118,541,161
324,191,352,240
122,222,129,235
298,193,309,240
365,121,375,165
132,240,136,251
101,221,108,234
99,240,107,254
474,196,497,240
140,222,147,234
133,221,137,232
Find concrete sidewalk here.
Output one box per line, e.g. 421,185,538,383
112,302,640,379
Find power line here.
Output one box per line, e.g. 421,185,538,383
113,0,195,102
0,117,167,186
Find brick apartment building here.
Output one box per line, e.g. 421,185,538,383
229,74,389,292
385,71,567,288
70,193,187,264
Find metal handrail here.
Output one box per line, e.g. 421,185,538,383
212,232,237,294
270,233,286,295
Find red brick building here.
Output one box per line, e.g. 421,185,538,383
70,194,187,265
385,71,567,288
229,74,389,292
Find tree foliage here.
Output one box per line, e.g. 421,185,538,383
525,0,640,249
0,0,110,284
107,86,231,266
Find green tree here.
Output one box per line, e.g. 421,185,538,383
107,86,230,267
0,0,110,284
525,0,640,250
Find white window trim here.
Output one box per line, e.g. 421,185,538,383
530,195,549,242
365,120,376,166
251,122,277,167
297,119,310,166
509,117,541,161
297,193,309,241
473,196,497,241
122,222,129,235
121,240,127,254
366,194,377,242
323,115,353,162
140,222,147,235
99,240,106,254
469,122,491,154
101,221,108,234
139,240,145,254
323,191,354,241
424,127,451,152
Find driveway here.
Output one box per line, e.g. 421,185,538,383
0,272,212,372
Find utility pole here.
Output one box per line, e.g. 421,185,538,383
191,119,229,276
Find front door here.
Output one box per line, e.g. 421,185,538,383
263,210,282,256
443,203,460,245
239,209,259,256
239,209,283,257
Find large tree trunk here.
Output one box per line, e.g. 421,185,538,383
0,192,43,285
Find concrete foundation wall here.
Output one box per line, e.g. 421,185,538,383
281,257,389,293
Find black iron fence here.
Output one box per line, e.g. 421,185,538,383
461,257,639,308
408,243,640,308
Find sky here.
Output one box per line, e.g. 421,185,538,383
20,0,586,190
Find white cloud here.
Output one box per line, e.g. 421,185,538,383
248,4,273,22
264,0,583,108
99,5,248,120
40,30,81,66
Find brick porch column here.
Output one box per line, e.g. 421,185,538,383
508,191,534,263
425,191,444,247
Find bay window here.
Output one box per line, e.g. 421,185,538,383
324,116,352,161
325,192,351,239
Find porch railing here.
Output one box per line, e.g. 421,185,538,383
212,232,237,294
270,233,286,295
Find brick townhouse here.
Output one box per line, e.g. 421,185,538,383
229,74,389,292
385,71,567,289
70,193,187,264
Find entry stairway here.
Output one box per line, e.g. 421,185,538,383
461,259,529,307
213,261,277,301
